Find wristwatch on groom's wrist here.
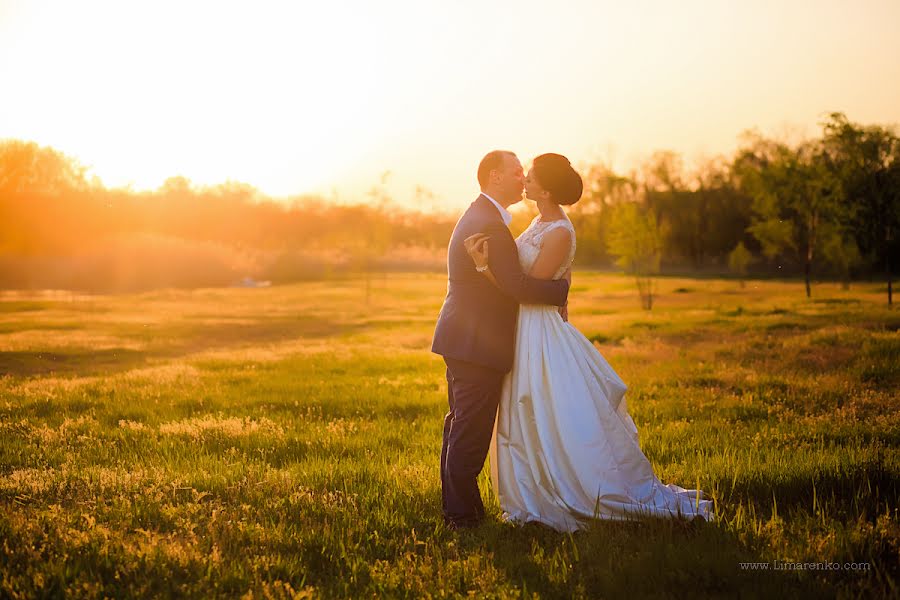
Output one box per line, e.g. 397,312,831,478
476,264,489,273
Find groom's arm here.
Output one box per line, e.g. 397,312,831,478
482,221,569,306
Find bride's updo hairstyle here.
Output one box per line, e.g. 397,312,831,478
533,153,583,206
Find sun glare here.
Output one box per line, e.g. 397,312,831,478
1,0,898,207
0,1,394,195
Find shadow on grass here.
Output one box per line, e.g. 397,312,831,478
0,348,147,377
0,301,51,313
0,316,362,378
459,515,830,598
0,321,83,334
445,458,899,597
153,316,352,355
720,459,900,521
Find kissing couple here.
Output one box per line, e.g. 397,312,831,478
431,150,714,531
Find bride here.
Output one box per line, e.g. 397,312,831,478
464,153,714,532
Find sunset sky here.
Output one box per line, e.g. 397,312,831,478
1,0,899,212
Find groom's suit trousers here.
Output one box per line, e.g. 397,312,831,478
441,356,506,526
433,195,568,526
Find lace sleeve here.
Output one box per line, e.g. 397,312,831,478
535,220,576,280
535,219,575,247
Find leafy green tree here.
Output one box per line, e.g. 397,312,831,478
819,224,861,289
567,162,639,266
821,112,900,306
728,242,752,287
735,135,842,297
607,202,663,310
647,155,753,269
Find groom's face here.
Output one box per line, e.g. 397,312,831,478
497,154,525,205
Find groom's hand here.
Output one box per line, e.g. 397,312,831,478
559,269,571,321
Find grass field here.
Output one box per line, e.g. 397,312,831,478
1,273,898,598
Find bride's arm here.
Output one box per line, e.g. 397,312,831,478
528,228,572,321
526,228,572,280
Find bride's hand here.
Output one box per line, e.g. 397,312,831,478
463,233,490,270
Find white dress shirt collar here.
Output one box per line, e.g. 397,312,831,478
480,192,512,227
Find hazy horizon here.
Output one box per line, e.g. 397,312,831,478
2,0,899,211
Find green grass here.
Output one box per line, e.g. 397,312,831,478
1,273,898,598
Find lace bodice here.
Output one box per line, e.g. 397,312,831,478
515,215,576,280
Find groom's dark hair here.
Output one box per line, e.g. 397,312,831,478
478,150,515,189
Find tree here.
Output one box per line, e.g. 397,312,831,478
641,151,699,268
819,224,861,290
0,139,88,195
728,242,752,287
821,112,900,306
735,135,842,297
607,202,663,310
0,140,94,256
645,154,753,270
566,162,639,266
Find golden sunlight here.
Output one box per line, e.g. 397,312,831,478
0,1,396,194
1,0,898,207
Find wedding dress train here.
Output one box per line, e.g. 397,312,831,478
488,215,714,532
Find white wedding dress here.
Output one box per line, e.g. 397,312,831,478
488,215,715,532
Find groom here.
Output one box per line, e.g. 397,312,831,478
431,150,570,529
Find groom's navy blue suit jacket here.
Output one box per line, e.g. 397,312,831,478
431,194,569,373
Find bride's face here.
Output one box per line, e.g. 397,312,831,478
524,168,550,203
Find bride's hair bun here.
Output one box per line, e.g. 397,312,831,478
533,153,583,206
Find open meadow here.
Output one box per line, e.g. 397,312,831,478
1,273,898,598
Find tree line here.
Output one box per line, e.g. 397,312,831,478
1,112,897,302
565,112,898,306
